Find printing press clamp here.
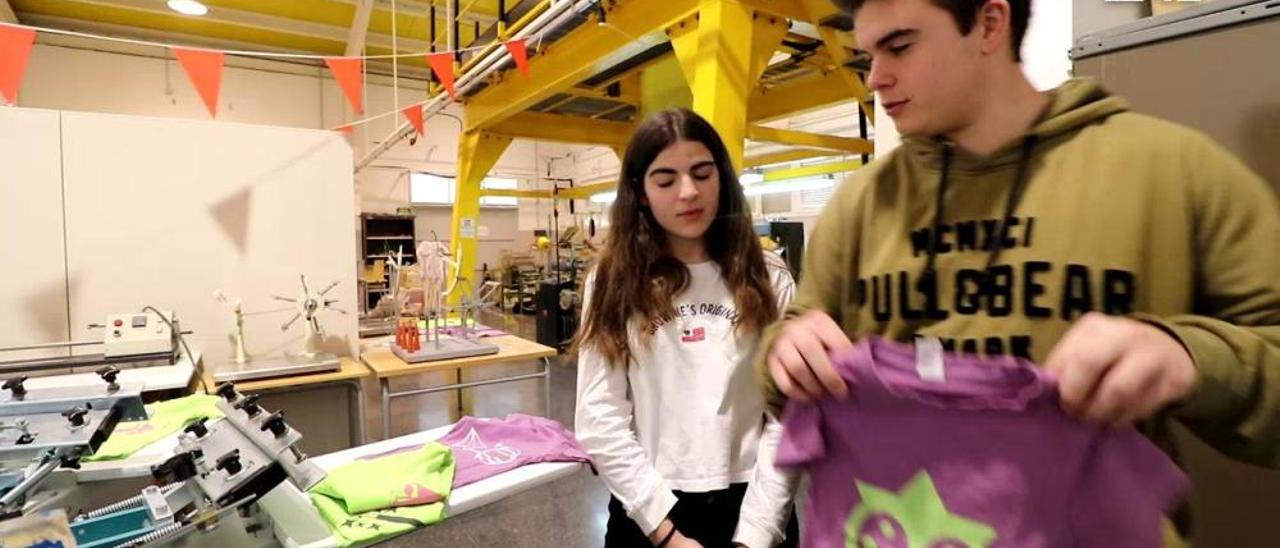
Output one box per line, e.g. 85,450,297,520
66,381,326,547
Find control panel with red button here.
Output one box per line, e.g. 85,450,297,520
102,312,173,357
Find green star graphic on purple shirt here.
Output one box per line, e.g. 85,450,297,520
845,470,997,548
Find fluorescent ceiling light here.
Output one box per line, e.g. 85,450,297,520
167,0,208,16
743,177,835,197
589,191,617,204
740,172,765,185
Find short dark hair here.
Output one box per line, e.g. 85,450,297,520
833,0,1031,62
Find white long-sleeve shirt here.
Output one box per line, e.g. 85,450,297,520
575,255,797,548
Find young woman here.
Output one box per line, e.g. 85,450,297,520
574,108,798,548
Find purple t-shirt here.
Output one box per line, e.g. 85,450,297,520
436,414,591,488
776,337,1188,548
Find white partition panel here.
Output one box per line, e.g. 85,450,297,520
59,112,358,364
0,108,71,362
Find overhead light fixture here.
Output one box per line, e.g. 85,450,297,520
740,171,765,185
167,0,208,16
589,191,617,204
743,177,836,197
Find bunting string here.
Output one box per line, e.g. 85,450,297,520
0,19,541,132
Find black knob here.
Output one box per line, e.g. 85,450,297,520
215,381,238,402
3,376,27,399
183,417,209,438
16,432,34,445
60,454,82,470
215,449,242,476
233,394,262,418
62,407,88,428
260,411,288,438
96,366,121,392
152,452,197,484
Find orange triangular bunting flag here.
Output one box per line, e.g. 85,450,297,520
173,47,225,118
425,52,457,101
504,39,529,78
335,124,355,135
0,25,37,105
402,104,425,137
325,57,364,114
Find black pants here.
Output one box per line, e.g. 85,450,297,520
604,483,799,548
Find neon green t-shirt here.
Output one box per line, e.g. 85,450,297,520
309,441,455,547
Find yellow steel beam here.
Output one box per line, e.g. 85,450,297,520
749,69,856,123
557,180,619,200
591,103,634,120
666,14,700,88
481,188,554,199
450,131,512,304
488,112,635,148
737,0,808,22
764,158,863,181
747,125,874,153
795,0,874,124
550,157,866,200
744,148,835,168
674,0,789,171
0,0,16,23
464,0,703,131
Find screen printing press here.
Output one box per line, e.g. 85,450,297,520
0,366,585,547
0,378,334,547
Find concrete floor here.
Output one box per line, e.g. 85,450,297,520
358,310,611,547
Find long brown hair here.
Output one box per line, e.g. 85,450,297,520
574,108,778,367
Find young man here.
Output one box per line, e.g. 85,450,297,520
758,0,1279,504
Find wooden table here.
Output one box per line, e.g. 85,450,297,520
203,357,371,446
361,335,558,439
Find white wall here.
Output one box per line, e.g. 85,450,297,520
0,108,69,363
0,107,358,365
1074,0,1148,40
17,36,596,220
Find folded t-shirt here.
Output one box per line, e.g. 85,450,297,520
309,441,455,547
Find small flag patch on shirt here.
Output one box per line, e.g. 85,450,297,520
681,327,705,343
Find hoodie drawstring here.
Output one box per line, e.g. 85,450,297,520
917,135,1040,306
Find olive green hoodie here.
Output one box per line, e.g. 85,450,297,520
757,78,1280,469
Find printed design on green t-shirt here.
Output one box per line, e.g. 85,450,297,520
845,470,996,548
455,427,520,465
391,482,443,507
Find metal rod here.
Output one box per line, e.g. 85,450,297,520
0,339,100,353
357,0,592,171
858,102,870,164
0,453,60,510
387,370,548,399
452,0,460,62
392,0,399,111
381,378,391,439
430,5,437,53
542,357,552,418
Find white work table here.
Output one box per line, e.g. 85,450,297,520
263,422,588,546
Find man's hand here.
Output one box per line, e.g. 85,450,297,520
1044,313,1197,427
767,310,853,403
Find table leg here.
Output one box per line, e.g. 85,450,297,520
455,368,464,420
381,377,391,441
346,379,367,446
542,356,552,418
